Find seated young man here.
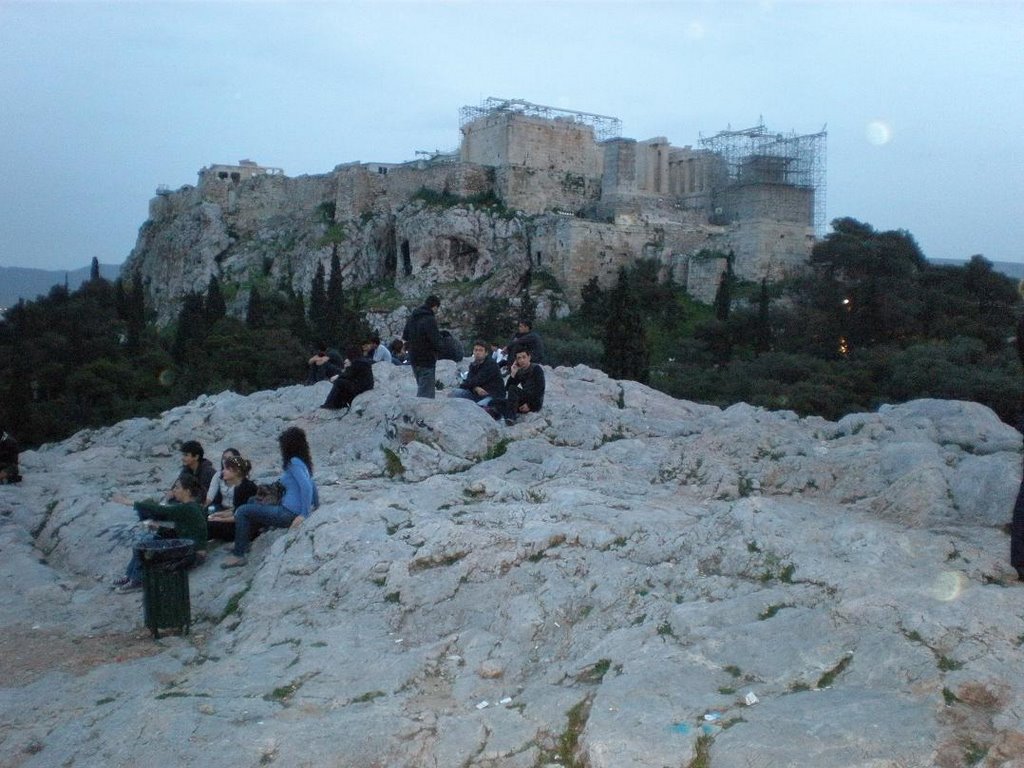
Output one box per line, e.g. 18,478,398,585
305,345,343,384
449,339,505,405
499,348,545,423
321,345,374,409
112,474,208,592
173,440,216,501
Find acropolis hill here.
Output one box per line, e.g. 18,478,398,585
124,98,826,327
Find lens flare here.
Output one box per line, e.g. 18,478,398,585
866,120,892,146
158,369,175,387
931,570,966,602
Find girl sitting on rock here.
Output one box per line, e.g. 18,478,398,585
222,426,318,568
205,454,258,542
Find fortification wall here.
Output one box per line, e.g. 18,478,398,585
495,166,601,215
531,216,715,305
721,184,813,225
333,162,496,219
717,219,814,282
685,253,730,304
461,112,604,178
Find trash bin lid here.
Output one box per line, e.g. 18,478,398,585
133,538,195,562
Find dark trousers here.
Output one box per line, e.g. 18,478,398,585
1011,472,1024,571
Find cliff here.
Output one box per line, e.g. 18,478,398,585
2,364,1023,767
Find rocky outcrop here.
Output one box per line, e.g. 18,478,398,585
2,365,1022,767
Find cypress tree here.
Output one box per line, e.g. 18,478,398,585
89,256,100,282
602,267,650,384
204,275,227,326
308,261,327,341
325,252,344,344
246,287,264,329
172,292,206,363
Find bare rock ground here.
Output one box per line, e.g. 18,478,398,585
1,362,1023,768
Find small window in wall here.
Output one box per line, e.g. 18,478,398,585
230,172,241,182
535,250,542,266
378,167,388,175
218,172,229,180
401,240,412,276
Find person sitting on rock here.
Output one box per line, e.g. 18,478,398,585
365,333,392,365
449,339,505,406
498,348,545,423
505,319,545,366
172,440,216,501
205,454,258,542
388,338,408,365
320,345,374,410
305,344,343,384
0,426,21,484
111,474,208,592
204,447,239,508
222,426,318,568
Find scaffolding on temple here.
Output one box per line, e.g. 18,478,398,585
699,120,827,234
459,98,623,143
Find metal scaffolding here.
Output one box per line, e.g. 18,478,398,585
459,97,623,143
699,120,827,234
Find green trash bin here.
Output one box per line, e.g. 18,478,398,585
135,538,194,639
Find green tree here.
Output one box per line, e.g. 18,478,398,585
172,292,206,363
204,275,227,326
308,261,328,341
602,267,650,383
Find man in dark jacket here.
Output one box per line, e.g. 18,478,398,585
402,295,443,398
449,340,505,404
321,345,374,409
173,440,216,500
506,319,545,366
503,348,545,421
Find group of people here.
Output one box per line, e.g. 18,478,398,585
403,295,546,422
111,428,318,591
102,295,551,593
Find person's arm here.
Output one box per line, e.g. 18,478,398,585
285,458,314,518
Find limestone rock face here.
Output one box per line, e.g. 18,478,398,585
2,365,1023,768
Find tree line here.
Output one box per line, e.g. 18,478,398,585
2,218,1020,448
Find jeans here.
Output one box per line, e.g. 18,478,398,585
233,502,297,557
448,387,475,400
412,365,436,398
124,531,159,585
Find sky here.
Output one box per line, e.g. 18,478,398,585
1,0,1021,271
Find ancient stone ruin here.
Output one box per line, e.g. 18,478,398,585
125,98,826,326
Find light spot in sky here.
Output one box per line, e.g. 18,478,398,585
686,21,706,40
866,120,892,146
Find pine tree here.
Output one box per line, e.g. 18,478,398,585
755,278,771,353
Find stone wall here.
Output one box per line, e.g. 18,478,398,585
531,215,715,305
461,112,604,180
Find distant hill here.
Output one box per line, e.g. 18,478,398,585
0,263,122,310
928,257,1024,281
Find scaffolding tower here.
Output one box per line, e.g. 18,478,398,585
699,120,827,234
459,98,623,143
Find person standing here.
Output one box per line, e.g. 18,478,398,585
402,295,443,398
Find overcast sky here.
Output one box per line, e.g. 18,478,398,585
1,0,1021,271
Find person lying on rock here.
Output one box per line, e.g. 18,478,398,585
111,474,208,593
205,454,258,542
320,345,374,410
222,426,318,568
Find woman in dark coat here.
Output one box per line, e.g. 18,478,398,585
206,455,258,542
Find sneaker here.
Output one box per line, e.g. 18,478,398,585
114,581,142,593
221,556,247,569
111,575,130,587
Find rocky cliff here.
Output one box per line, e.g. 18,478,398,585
2,365,1023,767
